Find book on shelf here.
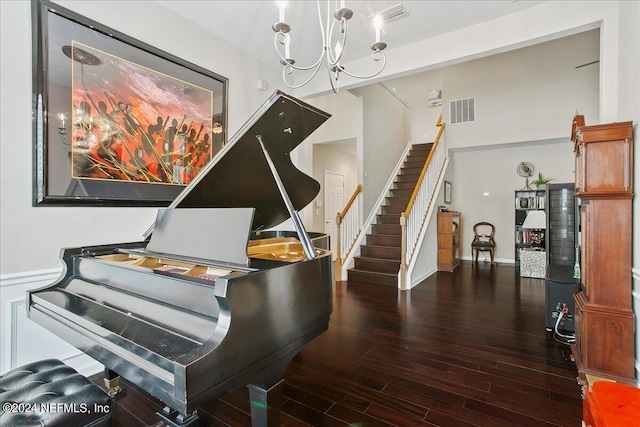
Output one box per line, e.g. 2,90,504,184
515,195,545,210
515,230,532,244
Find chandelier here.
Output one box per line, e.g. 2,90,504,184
272,1,388,93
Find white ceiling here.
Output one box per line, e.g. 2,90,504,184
157,1,545,72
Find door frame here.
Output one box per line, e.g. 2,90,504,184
324,170,345,258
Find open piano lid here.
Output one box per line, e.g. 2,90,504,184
156,91,331,233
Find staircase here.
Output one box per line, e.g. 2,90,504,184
347,143,433,286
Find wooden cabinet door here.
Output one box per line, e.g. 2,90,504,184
576,122,633,196
581,198,632,308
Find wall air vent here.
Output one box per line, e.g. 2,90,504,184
371,3,408,24
450,97,476,125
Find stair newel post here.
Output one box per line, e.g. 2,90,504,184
399,212,408,290
335,212,343,281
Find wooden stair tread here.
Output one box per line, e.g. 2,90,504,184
355,255,400,262
385,199,410,205
361,244,401,249
348,268,396,277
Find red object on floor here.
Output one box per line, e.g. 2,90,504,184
584,381,640,427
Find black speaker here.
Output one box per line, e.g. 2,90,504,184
545,265,580,332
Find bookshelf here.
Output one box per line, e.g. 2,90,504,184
514,189,545,266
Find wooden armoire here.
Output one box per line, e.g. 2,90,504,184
571,118,635,386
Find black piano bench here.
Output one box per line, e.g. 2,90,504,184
0,359,111,427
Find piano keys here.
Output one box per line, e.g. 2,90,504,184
27,91,333,427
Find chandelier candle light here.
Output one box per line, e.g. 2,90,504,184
273,1,388,93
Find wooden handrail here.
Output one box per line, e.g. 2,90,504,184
335,184,363,282
402,114,445,217
338,184,363,221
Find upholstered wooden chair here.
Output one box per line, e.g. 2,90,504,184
471,222,496,263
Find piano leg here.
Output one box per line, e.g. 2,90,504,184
156,406,199,427
247,380,284,427
104,368,128,399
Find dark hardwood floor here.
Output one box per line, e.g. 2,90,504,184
92,261,582,426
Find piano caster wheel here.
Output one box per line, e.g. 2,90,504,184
104,375,128,400
156,406,199,427
106,384,128,400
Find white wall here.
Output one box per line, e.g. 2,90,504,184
386,70,444,145
443,30,600,149
351,84,412,215
311,144,357,233
298,90,364,228
452,140,575,263
365,30,598,278
294,2,615,106
427,30,599,263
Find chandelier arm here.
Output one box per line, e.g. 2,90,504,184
325,2,336,65
317,0,328,51
339,52,387,80
281,61,324,89
273,33,325,71
326,21,335,64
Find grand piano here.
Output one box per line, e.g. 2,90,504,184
27,91,333,426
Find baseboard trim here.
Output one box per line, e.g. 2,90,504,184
459,256,513,264
410,267,438,288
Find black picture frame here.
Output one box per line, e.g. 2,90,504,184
444,180,452,204
32,0,228,206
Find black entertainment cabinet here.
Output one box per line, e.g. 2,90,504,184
544,183,579,333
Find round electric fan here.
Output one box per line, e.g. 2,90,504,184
517,161,534,190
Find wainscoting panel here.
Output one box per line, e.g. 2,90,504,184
1,269,102,376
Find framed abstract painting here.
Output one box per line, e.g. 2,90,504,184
32,0,228,206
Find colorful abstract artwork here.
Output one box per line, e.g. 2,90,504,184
70,42,214,186
33,0,227,206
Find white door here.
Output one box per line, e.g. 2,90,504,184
324,170,345,260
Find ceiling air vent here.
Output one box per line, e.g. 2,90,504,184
450,97,476,125
372,3,408,24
